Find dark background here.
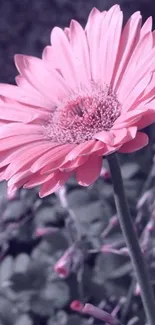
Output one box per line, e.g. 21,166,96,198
0,1,155,325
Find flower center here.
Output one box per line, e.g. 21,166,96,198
44,83,121,144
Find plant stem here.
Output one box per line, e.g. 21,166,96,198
121,278,136,322
83,303,122,325
107,153,155,325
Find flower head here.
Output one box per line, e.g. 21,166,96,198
0,5,155,197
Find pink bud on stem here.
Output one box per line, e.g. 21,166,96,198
82,304,122,325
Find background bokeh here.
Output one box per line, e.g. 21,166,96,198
0,1,155,325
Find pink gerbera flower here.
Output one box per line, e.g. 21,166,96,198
0,4,155,197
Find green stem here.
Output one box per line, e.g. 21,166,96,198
107,153,155,325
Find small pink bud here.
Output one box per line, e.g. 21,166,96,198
137,191,151,209
54,247,74,278
100,167,111,180
146,220,154,231
54,245,83,278
135,283,140,296
35,228,48,237
110,215,118,226
70,300,84,312
101,244,112,253
54,264,69,278
119,248,129,255
101,245,129,256
35,227,58,237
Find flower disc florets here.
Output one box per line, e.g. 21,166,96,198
45,83,121,144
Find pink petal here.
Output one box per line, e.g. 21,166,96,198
118,33,153,102
89,140,105,154
123,48,155,101
42,47,63,78
94,130,114,145
15,74,49,99
153,30,155,47
136,108,155,129
3,142,54,180
0,96,47,123
24,173,53,188
0,134,44,151
96,145,118,156
0,84,52,109
85,7,101,33
50,27,79,88
76,155,102,186
113,12,142,91
0,141,51,168
0,104,36,124
85,8,105,81
131,32,153,68
39,171,72,197
8,170,32,187
112,127,137,147
99,8,123,86
15,54,69,103
64,27,70,40
139,72,155,102
113,119,140,130
66,141,105,160
30,144,75,173
40,150,74,174
69,20,91,83
140,17,152,38
112,109,146,130
122,73,152,112
0,123,42,139
127,126,138,139
42,46,55,69
113,128,127,145
66,140,95,161
60,155,89,172
119,132,149,153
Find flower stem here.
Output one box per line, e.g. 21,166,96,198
107,153,155,325
83,303,122,325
